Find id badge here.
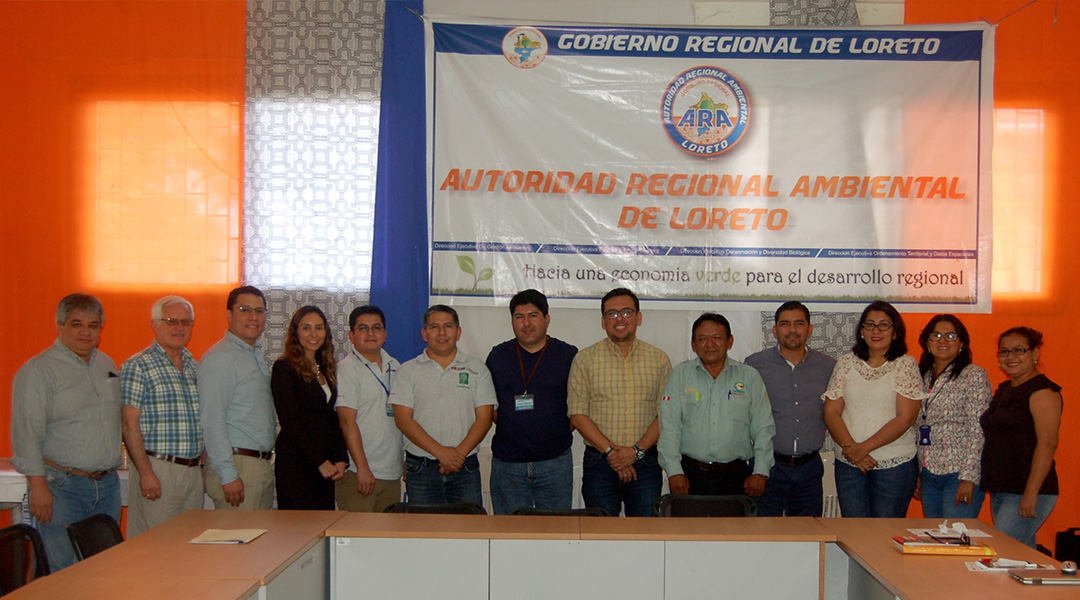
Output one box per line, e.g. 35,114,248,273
514,394,535,411
918,424,932,446
386,401,395,417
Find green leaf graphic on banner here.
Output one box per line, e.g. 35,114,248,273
457,255,476,275
456,255,492,290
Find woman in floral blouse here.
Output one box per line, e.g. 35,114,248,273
915,315,992,519
824,301,927,518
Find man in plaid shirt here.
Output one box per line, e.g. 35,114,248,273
120,296,204,536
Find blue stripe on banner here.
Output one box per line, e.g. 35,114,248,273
432,243,978,260
433,23,983,62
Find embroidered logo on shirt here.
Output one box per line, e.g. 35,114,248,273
459,372,470,386
733,382,746,395
662,395,671,402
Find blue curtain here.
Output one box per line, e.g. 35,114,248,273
370,0,427,361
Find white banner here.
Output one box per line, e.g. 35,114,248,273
427,21,994,312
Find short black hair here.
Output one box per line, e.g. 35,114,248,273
998,326,1043,350
509,289,548,316
601,287,639,313
852,300,907,361
774,301,810,324
423,304,459,327
349,305,386,330
692,312,731,338
227,285,266,310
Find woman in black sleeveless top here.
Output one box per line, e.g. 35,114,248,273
980,326,1062,548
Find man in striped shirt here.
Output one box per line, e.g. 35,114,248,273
120,296,204,536
568,288,672,517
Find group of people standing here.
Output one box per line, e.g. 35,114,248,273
11,287,1062,573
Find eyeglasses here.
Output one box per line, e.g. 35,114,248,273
928,332,959,342
603,308,637,320
997,347,1030,358
861,321,893,332
235,305,266,316
353,324,384,333
160,318,194,327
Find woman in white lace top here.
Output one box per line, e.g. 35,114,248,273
823,301,927,518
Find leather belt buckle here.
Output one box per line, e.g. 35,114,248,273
232,447,273,460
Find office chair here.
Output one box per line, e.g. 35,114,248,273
653,494,759,517
0,523,50,594
383,502,487,515
511,507,610,517
66,513,125,561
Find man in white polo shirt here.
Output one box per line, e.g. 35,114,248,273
335,305,403,512
391,305,495,505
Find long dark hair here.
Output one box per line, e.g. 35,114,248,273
918,314,973,385
283,305,337,388
852,300,907,361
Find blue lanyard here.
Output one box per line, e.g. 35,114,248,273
364,361,392,397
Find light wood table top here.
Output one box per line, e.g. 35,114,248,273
819,518,1077,600
580,516,838,542
61,509,344,585
5,576,261,600
326,512,581,539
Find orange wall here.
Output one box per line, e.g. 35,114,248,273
904,0,1079,551
0,0,1074,551
0,0,245,528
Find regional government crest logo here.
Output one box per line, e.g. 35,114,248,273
661,66,750,157
503,26,548,69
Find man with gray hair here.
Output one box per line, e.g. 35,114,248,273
12,294,122,571
120,296,204,536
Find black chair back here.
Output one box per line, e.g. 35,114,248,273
0,523,49,594
654,494,758,517
511,507,610,517
384,502,487,515
66,513,124,561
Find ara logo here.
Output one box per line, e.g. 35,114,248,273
503,26,548,69
661,66,751,157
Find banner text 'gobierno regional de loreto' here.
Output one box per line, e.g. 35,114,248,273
427,20,993,312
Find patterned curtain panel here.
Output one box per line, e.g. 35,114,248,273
245,0,386,357
771,0,860,26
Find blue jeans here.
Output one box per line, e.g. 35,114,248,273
581,448,662,517
757,455,824,517
403,454,482,505
36,465,122,572
490,448,573,515
919,468,984,519
834,457,917,518
990,492,1057,548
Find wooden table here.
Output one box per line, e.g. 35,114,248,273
328,513,837,600
14,509,343,600
4,576,261,600
820,518,1076,600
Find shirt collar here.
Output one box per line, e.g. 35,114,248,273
52,336,98,364
149,339,194,362
224,330,262,353
351,346,395,369
602,337,638,357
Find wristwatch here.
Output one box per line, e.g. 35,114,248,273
602,446,614,457
632,444,646,460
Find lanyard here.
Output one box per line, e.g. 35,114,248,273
363,360,392,398
515,340,548,394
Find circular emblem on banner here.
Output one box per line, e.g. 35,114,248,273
661,66,750,157
503,27,548,69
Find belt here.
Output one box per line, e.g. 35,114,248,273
773,450,819,467
406,452,434,462
232,447,273,460
584,445,659,457
146,450,201,467
682,455,748,472
43,459,113,480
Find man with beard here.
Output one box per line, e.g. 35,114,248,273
745,301,836,516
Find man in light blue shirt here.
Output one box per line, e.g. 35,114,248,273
198,286,277,509
658,312,775,497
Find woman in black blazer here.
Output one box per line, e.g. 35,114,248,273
271,305,348,509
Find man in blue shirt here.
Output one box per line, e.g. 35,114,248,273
198,286,277,509
485,289,578,514
745,301,835,516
